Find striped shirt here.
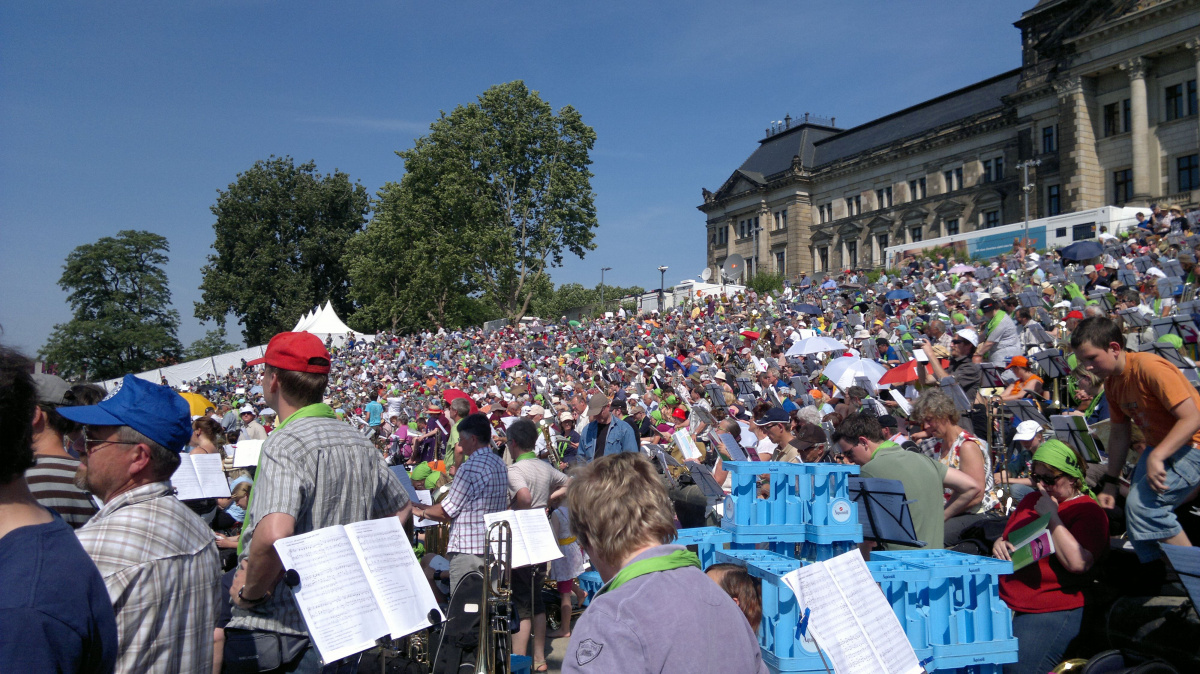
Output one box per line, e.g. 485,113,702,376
228,415,409,637
76,481,221,674
27,455,97,528
442,449,510,555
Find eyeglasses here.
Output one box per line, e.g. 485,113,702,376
1030,472,1063,486
81,437,141,456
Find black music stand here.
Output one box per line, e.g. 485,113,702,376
1004,400,1050,427
1137,340,1193,370
1151,316,1199,344
649,444,680,489
1050,414,1103,463
1023,323,1054,346
1161,544,1200,614
687,463,727,511
938,377,974,415
1018,291,1043,310
1118,309,1151,328
1029,348,1071,378
978,363,1007,389
706,383,728,411
849,478,925,548
1117,269,1138,286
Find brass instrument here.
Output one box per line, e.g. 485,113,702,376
478,521,514,674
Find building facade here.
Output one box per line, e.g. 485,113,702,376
699,0,1200,277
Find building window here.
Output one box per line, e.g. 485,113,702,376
943,168,962,192
1072,223,1095,241
946,218,959,236
1166,83,1185,122
1122,98,1131,133
1179,154,1200,192
775,250,786,275
875,186,892,209
982,157,1005,183
845,195,861,216
1042,124,1057,153
1189,80,1198,116
818,204,833,224
1104,102,1121,137
877,233,888,253
738,220,745,238
983,210,1000,229
818,247,828,271
909,226,922,242
1047,184,1061,216
774,209,788,231
907,177,926,201
1113,168,1133,204
845,241,857,267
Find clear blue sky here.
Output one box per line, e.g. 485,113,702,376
1,0,1029,356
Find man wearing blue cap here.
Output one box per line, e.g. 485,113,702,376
62,374,221,674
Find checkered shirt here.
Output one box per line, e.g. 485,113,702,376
227,415,409,636
76,481,221,674
442,448,510,555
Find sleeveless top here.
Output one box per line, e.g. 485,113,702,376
936,430,997,513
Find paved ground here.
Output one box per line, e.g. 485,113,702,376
362,616,575,673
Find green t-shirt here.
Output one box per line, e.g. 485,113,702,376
860,443,949,551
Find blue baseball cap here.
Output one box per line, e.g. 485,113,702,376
754,407,791,426
59,375,193,453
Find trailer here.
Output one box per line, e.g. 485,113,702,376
884,206,1144,268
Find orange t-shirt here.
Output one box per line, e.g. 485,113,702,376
1005,373,1043,398
1106,351,1200,448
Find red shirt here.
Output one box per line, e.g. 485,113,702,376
998,492,1108,613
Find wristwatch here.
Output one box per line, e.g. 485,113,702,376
238,586,271,605
432,570,444,581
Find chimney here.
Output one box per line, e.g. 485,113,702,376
784,114,792,129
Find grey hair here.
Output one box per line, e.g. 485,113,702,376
116,426,181,481
796,406,823,426
449,397,471,417
1083,305,1106,319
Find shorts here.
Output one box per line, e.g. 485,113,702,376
556,580,575,595
510,564,547,620
1126,444,1200,562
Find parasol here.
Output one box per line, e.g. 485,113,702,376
442,388,479,415
500,358,522,369
877,358,950,386
178,392,215,417
785,336,847,357
820,356,888,390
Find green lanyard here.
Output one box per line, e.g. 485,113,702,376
595,549,700,597
237,403,337,555
870,440,899,461
515,451,538,462
984,310,1008,338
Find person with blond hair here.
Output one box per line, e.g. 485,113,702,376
563,453,766,673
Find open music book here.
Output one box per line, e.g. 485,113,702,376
483,509,564,568
231,439,263,468
170,453,231,500
1008,512,1055,572
273,517,441,663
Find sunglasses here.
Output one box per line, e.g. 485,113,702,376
1030,472,1063,486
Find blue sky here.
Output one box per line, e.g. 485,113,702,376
1,0,1030,356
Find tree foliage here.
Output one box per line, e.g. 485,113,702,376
345,81,598,330
528,282,645,319
40,230,182,380
185,326,240,360
196,156,369,345
744,272,784,295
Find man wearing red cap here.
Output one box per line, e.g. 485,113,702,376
226,332,412,671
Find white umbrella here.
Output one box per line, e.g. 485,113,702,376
821,356,888,392
786,336,847,357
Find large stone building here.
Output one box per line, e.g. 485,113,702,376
699,0,1200,278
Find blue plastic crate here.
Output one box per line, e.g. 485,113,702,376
577,570,602,606
719,461,861,546
675,526,733,568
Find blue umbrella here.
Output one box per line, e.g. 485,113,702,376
885,289,915,301
1059,240,1104,261
423,360,439,368
794,303,822,315
665,356,683,372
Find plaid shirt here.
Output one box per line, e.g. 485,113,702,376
228,415,409,636
76,481,221,674
442,448,510,555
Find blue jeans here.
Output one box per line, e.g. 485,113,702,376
1004,607,1083,674
1126,444,1200,562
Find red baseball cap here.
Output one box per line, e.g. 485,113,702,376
1066,310,1084,320
246,332,331,374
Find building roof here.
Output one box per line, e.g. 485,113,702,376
811,69,1021,167
737,124,841,178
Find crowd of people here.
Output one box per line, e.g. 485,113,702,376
2,210,1199,674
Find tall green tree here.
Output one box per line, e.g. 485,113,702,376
345,81,598,330
196,156,369,344
40,230,182,380
184,326,240,360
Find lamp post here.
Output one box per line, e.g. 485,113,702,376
1018,159,1041,250
600,266,612,316
657,265,669,313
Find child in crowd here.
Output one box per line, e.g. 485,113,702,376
546,504,587,639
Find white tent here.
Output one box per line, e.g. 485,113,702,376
290,301,371,344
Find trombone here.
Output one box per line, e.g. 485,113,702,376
477,520,514,674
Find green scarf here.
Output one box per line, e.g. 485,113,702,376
1081,390,1104,420
515,451,538,463
1032,439,1096,500
869,439,899,460
1064,282,1083,300
238,403,338,555
596,549,701,597
984,310,1008,339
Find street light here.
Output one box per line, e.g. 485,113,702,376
600,267,612,316
1018,159,1041,250
657,265,669,313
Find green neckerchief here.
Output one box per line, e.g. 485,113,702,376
237,403,337,555
1064,282,1083,300
870,439,899,460
1081,389,1104,419
596,549,700,597
515,451,538,462
1153,298,1163,315
983,310,1008,339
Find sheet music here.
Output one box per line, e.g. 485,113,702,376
888,389,912,416
274,526,389,662
232,439,263,468
673,430,702,460
413,490,440,528
483,510,564,568
782,550,921,674
345,517,440,639
170,454,232,500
